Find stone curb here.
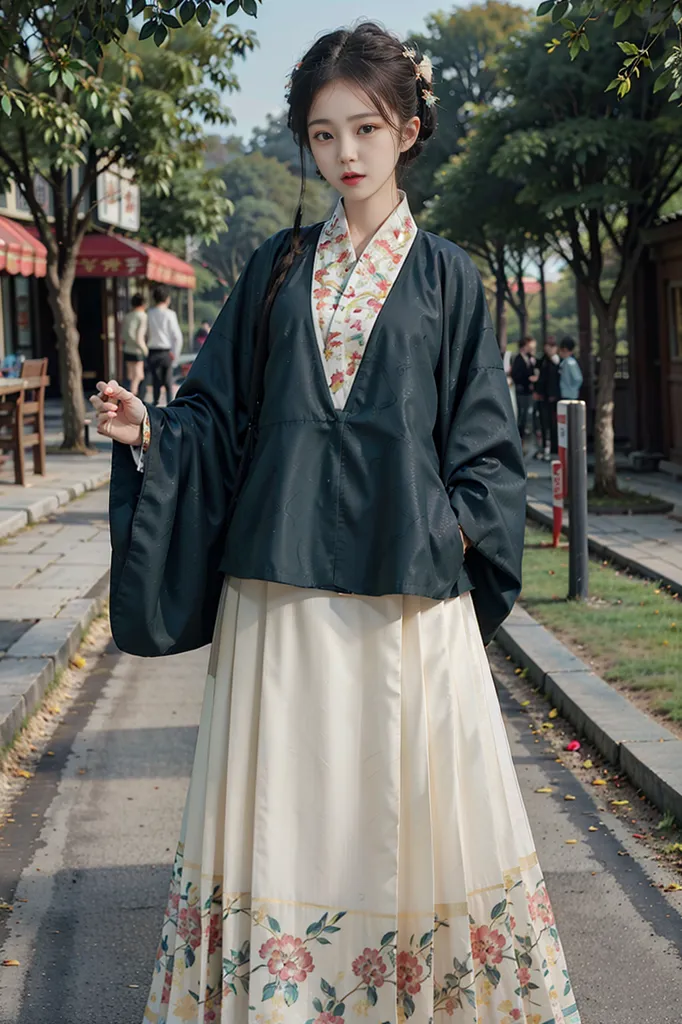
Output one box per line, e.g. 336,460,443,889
526,498,681,597
494,605,682,823
0,467,111,540
0,568,109,751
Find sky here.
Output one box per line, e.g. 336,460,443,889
227,0,439,143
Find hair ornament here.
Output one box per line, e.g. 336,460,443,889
416,55,433,86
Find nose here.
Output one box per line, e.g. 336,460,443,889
338,130,358,166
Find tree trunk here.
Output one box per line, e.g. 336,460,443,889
592,309,619,497
44,263,86,452
495,267,507,350
539,259,547,345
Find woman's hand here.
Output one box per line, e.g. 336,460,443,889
90,380,145,447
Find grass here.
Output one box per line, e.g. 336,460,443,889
587,488,671,512
521,522,682,721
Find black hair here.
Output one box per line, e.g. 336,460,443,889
520,335,535,349
253,22,437,387
152,285,170,304
131,293,144,308
559,336,576,352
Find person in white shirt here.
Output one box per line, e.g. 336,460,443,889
146,285,184,406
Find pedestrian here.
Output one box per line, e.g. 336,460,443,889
559,335,584,400
92,23,580,1024
511,335,538,444
535,337,562,460
146,285,183,406
120,293,148,398
193,318,212,352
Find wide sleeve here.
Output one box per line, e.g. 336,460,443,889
438,253,526,645
108,233,287,658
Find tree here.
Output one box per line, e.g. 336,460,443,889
406,1,530,212
0,11,255,449
202,150,331,291
491,16,682,495
426,113,550,349
138,168,233,257
535,0,682,101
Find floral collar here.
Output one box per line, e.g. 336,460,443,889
311,192,418,410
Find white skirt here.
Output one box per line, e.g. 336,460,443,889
143,579,580,1024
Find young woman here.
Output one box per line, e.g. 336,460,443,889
92,23,580,1024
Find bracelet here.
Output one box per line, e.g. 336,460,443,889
141,409,151,453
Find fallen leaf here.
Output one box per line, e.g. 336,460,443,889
632,833,647,840
564,794,576,801
611,800,630,806
0,902,12,911
13,770,32,780
46,751,55,757
588,826,599,832
2,960,20,967
566,740,581,752
70,655,86,669
535,787,553,794
520,700,531,707
548,708,559,719
582,759,593,769
128,984,139,989
617,851,628,856
664,883,682,892
565,839,577,844
592,779,608,786
540,723,555,730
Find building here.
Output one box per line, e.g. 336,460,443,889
0,169,195,394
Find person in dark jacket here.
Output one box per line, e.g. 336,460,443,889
89,24,580,1024
511,335,537,444
535,337,562,460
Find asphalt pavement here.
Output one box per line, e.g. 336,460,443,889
0,636,680,1022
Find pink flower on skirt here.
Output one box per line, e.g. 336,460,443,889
352,947,387,987
315,1014,344,1024
529,888,555,927
516,966,532,987
259,935,314,982
470,924,506,966
396,950,424,995
205,911,222,957
444,998,456,1016
177,905,202,949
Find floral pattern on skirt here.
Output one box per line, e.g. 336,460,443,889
142,579,581,1024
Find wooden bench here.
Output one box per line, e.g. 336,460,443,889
0,358,49,485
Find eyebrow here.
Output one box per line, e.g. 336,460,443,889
308,112,380,128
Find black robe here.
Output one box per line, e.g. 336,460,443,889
109,227,526,657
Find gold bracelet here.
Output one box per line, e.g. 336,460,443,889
141,409,151,453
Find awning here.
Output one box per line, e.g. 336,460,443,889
73,233,195,289
24,228,195,289
0,216,47,277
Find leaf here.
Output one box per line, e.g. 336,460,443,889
226,0,240,13
48,69,59,88
548,708,558,719
313,999,323,1013
316,937,331,945
654,68,674,93
154,23,168,46
132,0,146,15
564,794,576,801
565,839,578,844
617,41,640,55
179,0,196,23
403,994,416,1018
611,800,630,806
321,978,336,998
588,826,599,832
161,12,182,29
380,930,397,946
367,986,378,1006
673,5,682,23
117,15,129,34
2,960,20,967
614,5,632,27
582,759,593,769
139,20,156,41
535,787,553,794
490,899,507,920
13,770,32,780
592,778,607,786
90,92,99,109
262,981,278,1001
242,0,259,15
267,916,281,933
112,107,123,128
196,1,212,26
284,983,298,1006
551,0,569,22
334,1005,345,1017
1,95,12,117
537,0,555,14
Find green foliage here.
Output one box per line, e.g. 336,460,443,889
535,0,682,101
138,169,233,255
406,1,530,212
202,151,332,290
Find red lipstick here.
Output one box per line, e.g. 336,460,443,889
341,173,365,186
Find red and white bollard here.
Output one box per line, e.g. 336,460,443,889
557,400,569,499
552,459,563,547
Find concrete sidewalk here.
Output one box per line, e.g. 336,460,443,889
0,405,111,539
525,456,682,595
0,487,110,749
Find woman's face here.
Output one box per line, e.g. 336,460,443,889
307,79,419,202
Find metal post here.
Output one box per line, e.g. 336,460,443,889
567,400,589,599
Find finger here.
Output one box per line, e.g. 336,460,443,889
101,379,131,402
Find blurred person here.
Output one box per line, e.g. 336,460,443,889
559,336,584,400
120,293,148,398
146,285,183,406
511,335,537,445
193,319,212,352
535,337,561,459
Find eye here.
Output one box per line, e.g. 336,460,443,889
358,124,378,135
313,130,333,142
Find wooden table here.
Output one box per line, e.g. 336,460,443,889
0,375,50,485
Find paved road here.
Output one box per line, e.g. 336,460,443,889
0,640,681,1023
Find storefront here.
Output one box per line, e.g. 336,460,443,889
0,215,47,366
